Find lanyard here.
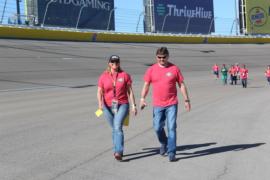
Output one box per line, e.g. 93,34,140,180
111,72,118,98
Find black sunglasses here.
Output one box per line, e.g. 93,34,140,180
157,55,167,59
110,59,120,64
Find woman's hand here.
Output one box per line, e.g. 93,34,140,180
131,105,137,116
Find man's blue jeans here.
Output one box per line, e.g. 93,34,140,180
153,104,178,154
103,103,129,154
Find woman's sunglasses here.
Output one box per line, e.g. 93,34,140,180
110,59,120,64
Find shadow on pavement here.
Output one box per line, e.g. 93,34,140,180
122,142,216,162
177,143,265,161
122,142,265,162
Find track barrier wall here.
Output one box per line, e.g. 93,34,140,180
1,26,270,44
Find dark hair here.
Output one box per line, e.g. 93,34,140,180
156,47,169,56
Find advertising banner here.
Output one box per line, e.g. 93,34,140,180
245,0,270,34
153,0,215,34
37,0,115,30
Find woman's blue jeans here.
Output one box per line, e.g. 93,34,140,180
103,103,129,154
153,104,178,154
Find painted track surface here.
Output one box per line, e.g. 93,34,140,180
0,39,270,180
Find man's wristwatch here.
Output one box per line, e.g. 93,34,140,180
184,99,190,103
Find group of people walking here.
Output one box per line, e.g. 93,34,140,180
97,47,191,162
212,63,270,88
212,63,249,88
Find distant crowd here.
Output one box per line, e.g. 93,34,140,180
212,64,270,88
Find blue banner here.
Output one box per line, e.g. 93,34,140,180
37,0,115,30
153,0,215,34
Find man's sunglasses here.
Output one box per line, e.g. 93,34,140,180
157,55,167,59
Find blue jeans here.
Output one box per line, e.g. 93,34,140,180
153,104,178,154
103,103,129,154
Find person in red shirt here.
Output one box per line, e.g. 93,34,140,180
212,64,219,79
97,55,137,161
140,47,191,162
240,64,249,88
234,63,241,80
228,65,237,85
265,65,270,85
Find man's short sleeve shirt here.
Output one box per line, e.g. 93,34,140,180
144,63,184,107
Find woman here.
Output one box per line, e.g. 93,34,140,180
212,64,219,79
265,65,270,85
97,55,137,161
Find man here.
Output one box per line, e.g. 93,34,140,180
235,63,241,81
240,64,248,88
220,64,228,85
140,47,191,162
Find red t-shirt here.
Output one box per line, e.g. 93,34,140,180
212,65,219,71
229,67,237,75
98,71,132,106
144,63,184,107
235,66,240,73
265,69,270,77
240,68,248,79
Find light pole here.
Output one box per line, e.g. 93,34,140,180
41,0,55,27
234,0,239,35
208,17,216,34
16,0,22,24
161,13,170,33
76,4,87,29
107,7,116,31
136,11,145,32
0,0,8,24
185,16,192,34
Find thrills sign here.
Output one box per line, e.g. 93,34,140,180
38,0,114,30
245,0,270,34
153,0,215,34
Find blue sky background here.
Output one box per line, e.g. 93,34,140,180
0,0,238,35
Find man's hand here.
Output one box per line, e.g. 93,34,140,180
184,101,191,112
140,98,147,110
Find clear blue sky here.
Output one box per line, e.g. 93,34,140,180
0,0,238,34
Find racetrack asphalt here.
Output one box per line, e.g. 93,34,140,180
0,39,270,180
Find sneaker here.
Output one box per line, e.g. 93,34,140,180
168,153,176,162
114,153,122,161
159,144,167,156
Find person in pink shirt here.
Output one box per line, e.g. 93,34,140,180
212,64,219,79
229,65,237,85
97,55,137,161
240,64,248,88
265,65,270,85
140,47,191,162
235,63,241,80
